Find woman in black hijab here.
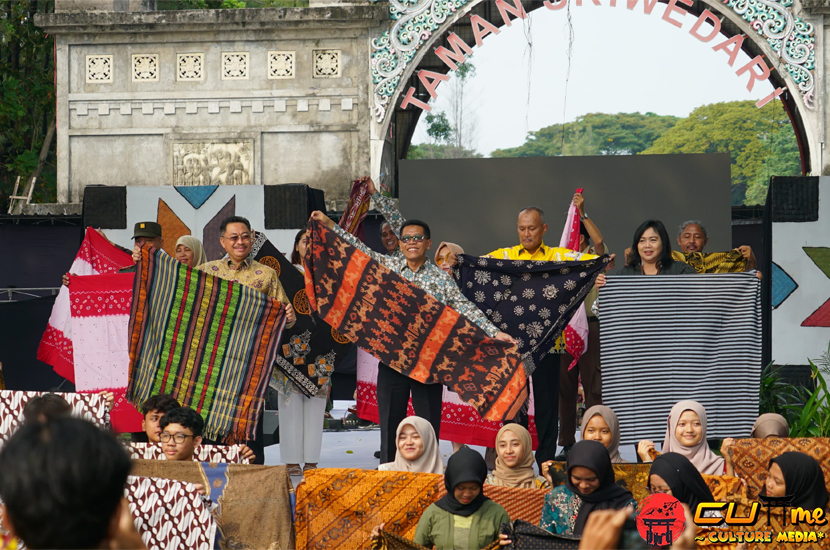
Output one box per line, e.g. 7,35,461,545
540,440,636,537
414,447,511,549
765,452,830,510
649,453,715,514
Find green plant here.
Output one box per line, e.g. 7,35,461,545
784,359,830,437
759,361,805,418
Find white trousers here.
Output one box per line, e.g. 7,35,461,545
277,392,326,464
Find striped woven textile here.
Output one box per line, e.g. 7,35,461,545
600,273,761,444
338,178,371,240
304,220,528,422
127,247,287,443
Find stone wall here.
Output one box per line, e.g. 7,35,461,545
35,5,388,208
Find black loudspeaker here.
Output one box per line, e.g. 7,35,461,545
263,184,326,229
770,176,819,223
83,186,127,229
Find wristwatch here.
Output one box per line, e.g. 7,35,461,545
580,213,589,220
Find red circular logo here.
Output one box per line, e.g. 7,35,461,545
636,493,685,547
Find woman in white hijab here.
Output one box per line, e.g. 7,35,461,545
379,416,444,475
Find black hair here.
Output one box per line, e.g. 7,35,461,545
0,417,131,549
626,219,674,270
219,216,251,234
140,394,181,416
22,394,72,424
291,228,307,266
400,219,431,240
579,221,590,244
159,406,204,438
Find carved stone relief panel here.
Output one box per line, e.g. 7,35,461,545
171,139,255,186
86,55,113,83
177,53,203,81
132,54,159,82
268,51,295,79
313,50,341,78
222,52,249,80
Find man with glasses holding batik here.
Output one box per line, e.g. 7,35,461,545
311,185,515,463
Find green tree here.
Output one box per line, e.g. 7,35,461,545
491,112,679,158
0,0,57,204
642,100,800,205
407,143,482,160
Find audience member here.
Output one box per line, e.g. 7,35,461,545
765,452,830,510
378,416,443,474
290,228,309,267
414,447,511,549
0,417,140,549
380,222,401,257
486,423,544,489
139,394,180,443
174,235,207,267
21,393,71,424
648,453,716,514
159,407,203,461
751,413,789,438
540,440,635,537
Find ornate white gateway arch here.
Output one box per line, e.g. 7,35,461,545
368,0,824,181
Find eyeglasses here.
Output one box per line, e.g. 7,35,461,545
159,433,195,443
222,233,251,243
648,486,671,495
400,235,426,244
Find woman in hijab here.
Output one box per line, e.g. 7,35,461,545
414,447,511,550
751,413,789,438
435,242,464,275
581,405,625,464
540,440,635,537
649,453,716,514
637,400,727,476
765,452,830,510
379,416,443,475
175,236,207,267
486,423,545,489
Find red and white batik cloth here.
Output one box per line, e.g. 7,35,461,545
558,189,589,371
68,273,142,433
37,227,132,381
356,349,539,448
0,390,110,447
125,442,252,464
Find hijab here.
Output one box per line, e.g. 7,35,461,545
381,416,443,475
434,242,464,264
751,413,789,438
565,440,634,536
491,423,536,488
661,400,725,475
434,446,489,517
175,235,207,267
580,406,624,464
649,453,714,513
769,452,830,510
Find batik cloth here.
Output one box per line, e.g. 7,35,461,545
38,227,132,381
338,178,371,240
558,189,590,371
125,441,252,464
131,459,295,550
69,273,143,433
505,519,580,550
198,256,291,302
304,220,527,422
729,437,830,499
453,253,610,376
295,468,548,550
0,390,110,447
250,233,353,398
599,273,761,443
126,475,216,550
671,250,747,273
127,247,287,443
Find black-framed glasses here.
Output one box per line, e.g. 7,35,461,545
222,233,251,243
400,235,426,243
160,433,194,444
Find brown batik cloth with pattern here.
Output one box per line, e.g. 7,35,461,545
295,468,550,550
729,437,830,499
125,441,252,464
131,459,294,550
502,520,580,550
371,530,501,550
126,475,216,550
303,220,528,422
671,250,747,273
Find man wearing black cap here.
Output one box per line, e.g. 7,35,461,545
62,222,164,283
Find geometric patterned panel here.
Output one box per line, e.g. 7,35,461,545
801,297,830,327
804,247,830,279
156,198,191,258
771,262,798,308
729,437,830,499
175,185,218,210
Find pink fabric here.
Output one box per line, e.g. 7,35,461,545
356,349,539,448
558,189,589,371
37,228,132,381
69,273,142,433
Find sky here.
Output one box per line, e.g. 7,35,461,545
412,4,775,156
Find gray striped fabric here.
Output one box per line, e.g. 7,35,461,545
599,273,761,445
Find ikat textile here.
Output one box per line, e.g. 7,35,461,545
295,468,549,550
338,178,371,240
452,253,610,375
502,520,580,550
671,250,747,273
250,233,353,398
125,441,252,464
728,437,830,499
0,390,109,447
127,247,287,443
131,459,295,550
126,475,216,550
304,220,527,422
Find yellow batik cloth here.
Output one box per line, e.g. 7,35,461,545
671,250,747,273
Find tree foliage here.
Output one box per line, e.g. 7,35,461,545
0,0,57,204
491,112,680,158
407,143,482,160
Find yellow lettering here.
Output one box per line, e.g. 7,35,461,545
725,502,760,525
695,503,726,525
792,507,813,524
813,507,827,526
776,532,789,542
795,531,804,542
762,531,773,542
806,532,817,542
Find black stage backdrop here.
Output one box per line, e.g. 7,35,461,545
398,154,732,259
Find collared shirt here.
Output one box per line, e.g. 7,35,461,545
373,193,405,259
331,225,499,338
198,255,294,327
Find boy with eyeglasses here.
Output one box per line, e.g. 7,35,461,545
158,407,204,461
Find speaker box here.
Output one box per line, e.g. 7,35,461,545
264,184,326,229
83,186,127,229
770,176,819,223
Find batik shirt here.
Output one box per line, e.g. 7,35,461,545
540,485,636,536
331,225,500,337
